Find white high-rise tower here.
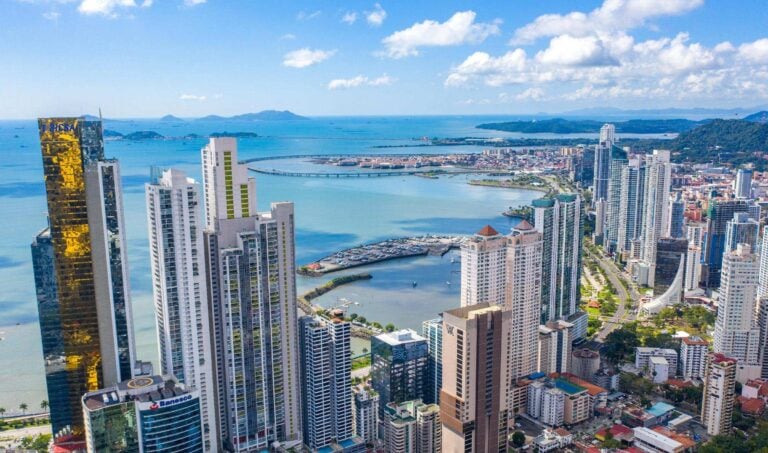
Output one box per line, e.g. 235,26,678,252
639,150,672,287
713,244,761,372
146,168,218,451
202,138,302,451
460,225,507,307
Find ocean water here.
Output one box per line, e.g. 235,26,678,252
0,116,559,411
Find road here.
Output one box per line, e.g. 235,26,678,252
585,248,639,343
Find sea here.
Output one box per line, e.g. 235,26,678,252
0,115,610,413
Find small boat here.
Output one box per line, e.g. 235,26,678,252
412,281,418,288
446,281,451,285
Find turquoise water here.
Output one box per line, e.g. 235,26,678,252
0,116,552,410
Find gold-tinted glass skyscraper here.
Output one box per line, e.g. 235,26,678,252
35,117,135,436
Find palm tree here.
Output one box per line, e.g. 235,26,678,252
40,400,48,412
0,407,5,418
19,403,28,415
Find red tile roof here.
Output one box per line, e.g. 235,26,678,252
515,219,534,231
477,224,500,236
738,396,766,416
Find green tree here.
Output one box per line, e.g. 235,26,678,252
385,323,396,332
40,400,48,412
19,403,28,415
511,431,525,448
19,434,52,453
357,316,367,324
0,407,5,417
349,313,358,321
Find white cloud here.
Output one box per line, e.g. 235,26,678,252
511,0,703,44
280,33,297,40
341,11,357,24
42,10,60,20
179,94,206,101
381,11,500,58
297,10,321,21
536,35,617,66
445,49,527,87
327,74,395,90
184,0,205,6
77,0,140,16
739,38,768,64
365,3,386,27
515,88,546,101
283,48,336,68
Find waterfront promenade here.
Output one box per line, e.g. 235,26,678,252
299,235,467,275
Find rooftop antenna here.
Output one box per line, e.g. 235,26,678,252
99,107,103,121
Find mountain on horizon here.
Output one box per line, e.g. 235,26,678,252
195,110,308,121
744,111,768,124
160,114,184,122
558,106,767,120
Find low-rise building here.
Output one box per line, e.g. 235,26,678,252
527,373,607,427
636,348,678,377
533,428,573,452
650,356,670,383
633,427,685,453
572,349,601,382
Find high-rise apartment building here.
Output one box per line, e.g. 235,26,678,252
34,117,136,435
352,384,379,445
653,238,688,301
506,220,543,379
713,244,760,367
616,157,647,259
145,168,217,451
299,313,362,451
382,400,441,453
667,192,686,239
724,212,759,253
638,150,672,287
702,198,750,288
701,353,737,436
460,225,507,307
605,146,628,251
440,304,512,453
681,336,709,380
735,168,753,199
538,321,573,374
371,329,428,414
759,229,768,298
533,194,583,323
422,317,443,405
201,138,301,451
592,124,616,202
82,375,203,453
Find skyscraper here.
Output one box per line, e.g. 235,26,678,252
713,244,760,369
460,225,506,307
440,304,513,452
202,138,302,451
616,157,646,259
35,117,136,436
605,146,628,252
758,229,768,299
506,220,543,379
371,329,428,414
724,212,759,253
638,150,672,287
653,238,688,299
533,194,583,323
422,317,443,405
735,168,753,199
537,320,573,374
145,168,217,451
592,124,616,202
702,198,750,288
298,313,361,451
701,353,737,436
667,191,686,239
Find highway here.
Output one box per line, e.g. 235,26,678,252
585,247,640,345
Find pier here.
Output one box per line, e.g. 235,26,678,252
299,235,466,276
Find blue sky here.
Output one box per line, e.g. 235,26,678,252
2,0,768,118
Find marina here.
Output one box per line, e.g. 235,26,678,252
298,235,467,276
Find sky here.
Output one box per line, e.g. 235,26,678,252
2,0,768,118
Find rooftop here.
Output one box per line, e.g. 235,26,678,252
476,224,500,237
646,402,676,417
374,328,426,346
682,336,708,346
83,375,189,411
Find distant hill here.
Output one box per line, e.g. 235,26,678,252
560,106,763,119
124,131,164,140
744,111,768,124
195,110,308,121
103,129,124,138
476,118,704,134
671,119,768,153
160,114,184,122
